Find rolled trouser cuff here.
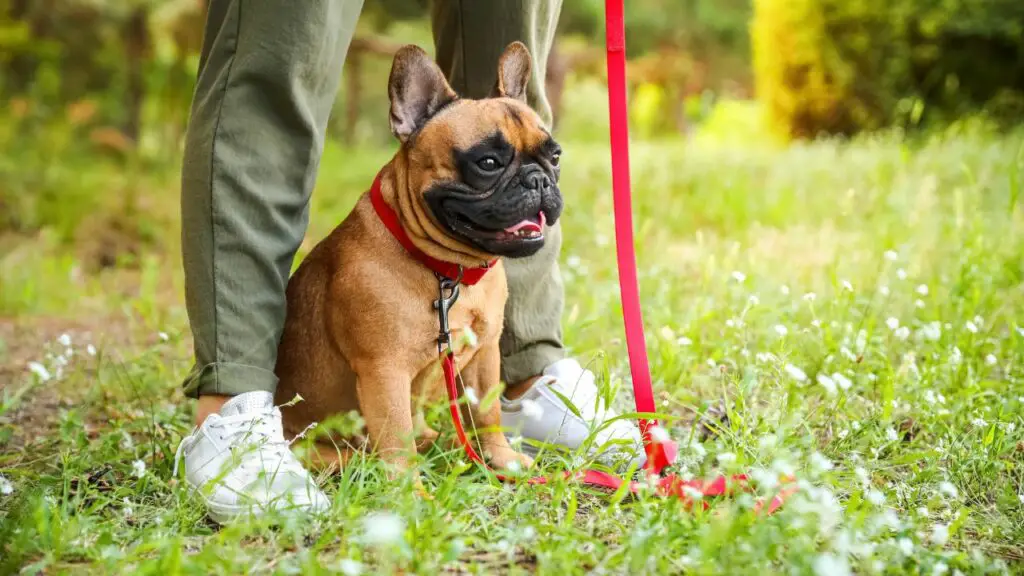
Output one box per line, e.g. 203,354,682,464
182,362,279,398
501,343,565,387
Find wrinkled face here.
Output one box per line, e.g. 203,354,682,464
409,98,563,258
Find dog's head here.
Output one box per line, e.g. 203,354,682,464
387,42,563,259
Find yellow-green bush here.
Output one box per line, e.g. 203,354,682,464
753,0,1024,139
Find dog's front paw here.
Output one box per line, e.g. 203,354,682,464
484,445,534,471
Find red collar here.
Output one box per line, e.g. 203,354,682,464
370,172,496,286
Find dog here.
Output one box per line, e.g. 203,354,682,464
274,41,563,472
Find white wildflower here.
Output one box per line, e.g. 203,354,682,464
970,418,986,428
832,373,852,390
566,255,582,269
463,387,479,406
58,333,71,347
931,523,949,546
123,497,133,518
934,562,949,576
690,442,707,458
725,319,736,328
521,398,544,421
87,344,97,356
886,317,900,331
812,319,821,328
895,327,910,341
884,250,899,261
676,336,692,346
965,321,978,334
915,299,926,309
784,363,808,382
950,347,962,365
774,324,788,337
803,292,817,302
985,354,997,366
885,428,899,442
897,537,914,555
817,374,837,397
757,435,777,450
780,285,790,295
750,467,779,490
920,322,942,341
158,331,169,341
0,475,13,495
917,506,929,517
866,489,886,505
462,326,478,348
681,485,705,500
706,358,717,368
840,346,857,362
361,512,405,545
897,268,908,280
841,280,853,291
717,452,737,465
810,452,834,473
731,271,746,283
649,426,671,443
337,559,364,576
938,481,959,499
854,467,869,486
813,553,851,576
27,362,51,382
659,326,675,340
748,295,760,306
879,285,891,296
973,315,983,327
855,329,868,353
505,460,521,473
132,459,146,478
916,284,929,296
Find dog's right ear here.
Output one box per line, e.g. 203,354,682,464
388,45,457,142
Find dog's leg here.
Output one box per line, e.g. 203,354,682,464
355,366,417,470
303,441,357,474
460,340,534,470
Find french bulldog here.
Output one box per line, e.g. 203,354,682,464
274,41,563,472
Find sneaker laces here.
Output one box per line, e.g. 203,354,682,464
172,408,316,480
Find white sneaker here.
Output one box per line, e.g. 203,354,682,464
174,391,329,524
501,358,644,469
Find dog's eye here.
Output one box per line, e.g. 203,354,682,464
550,152,561,166
476,156,501,172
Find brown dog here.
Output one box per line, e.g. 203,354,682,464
274,42,563,472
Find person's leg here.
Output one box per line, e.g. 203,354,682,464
176,0,363,523
431,0,566,389
181,0,363,421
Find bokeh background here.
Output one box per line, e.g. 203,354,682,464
2,0,1022,268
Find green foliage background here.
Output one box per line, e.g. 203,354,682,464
753,0,1024,139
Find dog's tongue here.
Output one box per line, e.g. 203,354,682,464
504,212,546,234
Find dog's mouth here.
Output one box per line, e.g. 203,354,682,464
450,211,546,245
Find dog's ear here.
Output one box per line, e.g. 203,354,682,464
388,45,457,142
491,41,532,102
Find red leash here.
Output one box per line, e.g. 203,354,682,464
374,0,795,513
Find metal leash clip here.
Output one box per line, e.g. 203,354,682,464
433,268,463,352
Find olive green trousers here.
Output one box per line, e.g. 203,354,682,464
181,0,565,398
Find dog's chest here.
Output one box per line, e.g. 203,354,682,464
447,281,503,350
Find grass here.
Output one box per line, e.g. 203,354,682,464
1,122,1023,574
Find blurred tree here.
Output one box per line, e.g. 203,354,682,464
753,0,1024,139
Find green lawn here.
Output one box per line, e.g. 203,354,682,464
1,126,1023,574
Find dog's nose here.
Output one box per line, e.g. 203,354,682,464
523,170,552,191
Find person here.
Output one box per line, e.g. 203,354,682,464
174,0,642,524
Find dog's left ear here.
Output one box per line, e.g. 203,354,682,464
491,41,532,102
388,45,458,142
